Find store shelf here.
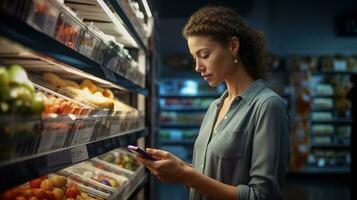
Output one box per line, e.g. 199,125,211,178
108,0,148,52
289,166,351,175
312,71,357,75
310,143,350,149
311,94,334,98
0,128,148,190
0,13,148,96
160,139,196,146
160,123,201,129
310,119,352,124
126,174,149,200
161,106,208,112
311,107,335,112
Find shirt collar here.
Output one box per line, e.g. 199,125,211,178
215,79,266,107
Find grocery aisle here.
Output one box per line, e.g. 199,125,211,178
1,0,356,200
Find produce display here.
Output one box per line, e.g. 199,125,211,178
0,0,151,198
1,175,106,200
0,65,44,116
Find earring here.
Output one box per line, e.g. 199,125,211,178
234,58,238,63
232,54,238,63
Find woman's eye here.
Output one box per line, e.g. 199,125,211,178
201,54,209,59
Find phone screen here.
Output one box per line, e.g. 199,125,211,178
127,145,157,161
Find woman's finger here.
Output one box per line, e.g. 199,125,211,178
146,148,171,159
135,155,157,168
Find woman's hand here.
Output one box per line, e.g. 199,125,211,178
135,148,192,184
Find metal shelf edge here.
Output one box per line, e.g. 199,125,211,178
0,128,148,190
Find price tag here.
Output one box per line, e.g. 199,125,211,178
72,125,95,145
52,130,68,149
106,56,119,71
38,128,56,153
110,123,121,135
71,145,89,163
47,150,72,169
102,67,117,82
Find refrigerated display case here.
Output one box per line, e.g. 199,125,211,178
288,55,355,174
0,0,157,199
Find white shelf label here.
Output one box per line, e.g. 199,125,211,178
71,145,89,163
102,67,117,82
72,123,95,145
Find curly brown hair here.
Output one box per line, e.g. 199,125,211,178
182,6,267,80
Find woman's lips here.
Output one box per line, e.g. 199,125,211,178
202,74,213,80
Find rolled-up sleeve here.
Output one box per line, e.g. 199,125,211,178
236,96,290,200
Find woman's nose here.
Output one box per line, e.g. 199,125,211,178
195,59,204,72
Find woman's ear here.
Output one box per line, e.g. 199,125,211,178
230,36,240,55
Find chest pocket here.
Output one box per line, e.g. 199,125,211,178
211,130,248,159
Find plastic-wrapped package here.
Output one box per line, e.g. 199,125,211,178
61,163,128,194
0,116,42,160
26,0,61,37
54,4,84,50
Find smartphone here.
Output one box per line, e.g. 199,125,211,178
127,145,157,161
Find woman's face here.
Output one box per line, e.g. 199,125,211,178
188,36,236,87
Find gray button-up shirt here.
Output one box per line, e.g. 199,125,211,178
189,79,290,200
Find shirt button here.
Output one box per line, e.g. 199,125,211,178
201,164,204,169
224,116,227,120
214,130,217,134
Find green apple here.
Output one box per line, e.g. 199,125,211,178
0,86,10,101
10,99,32,115
8,64,35,92
9,85,34,103
0,101,9,114
0,67,9,87
31,92,45,114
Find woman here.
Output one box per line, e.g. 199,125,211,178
137,6,290,200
